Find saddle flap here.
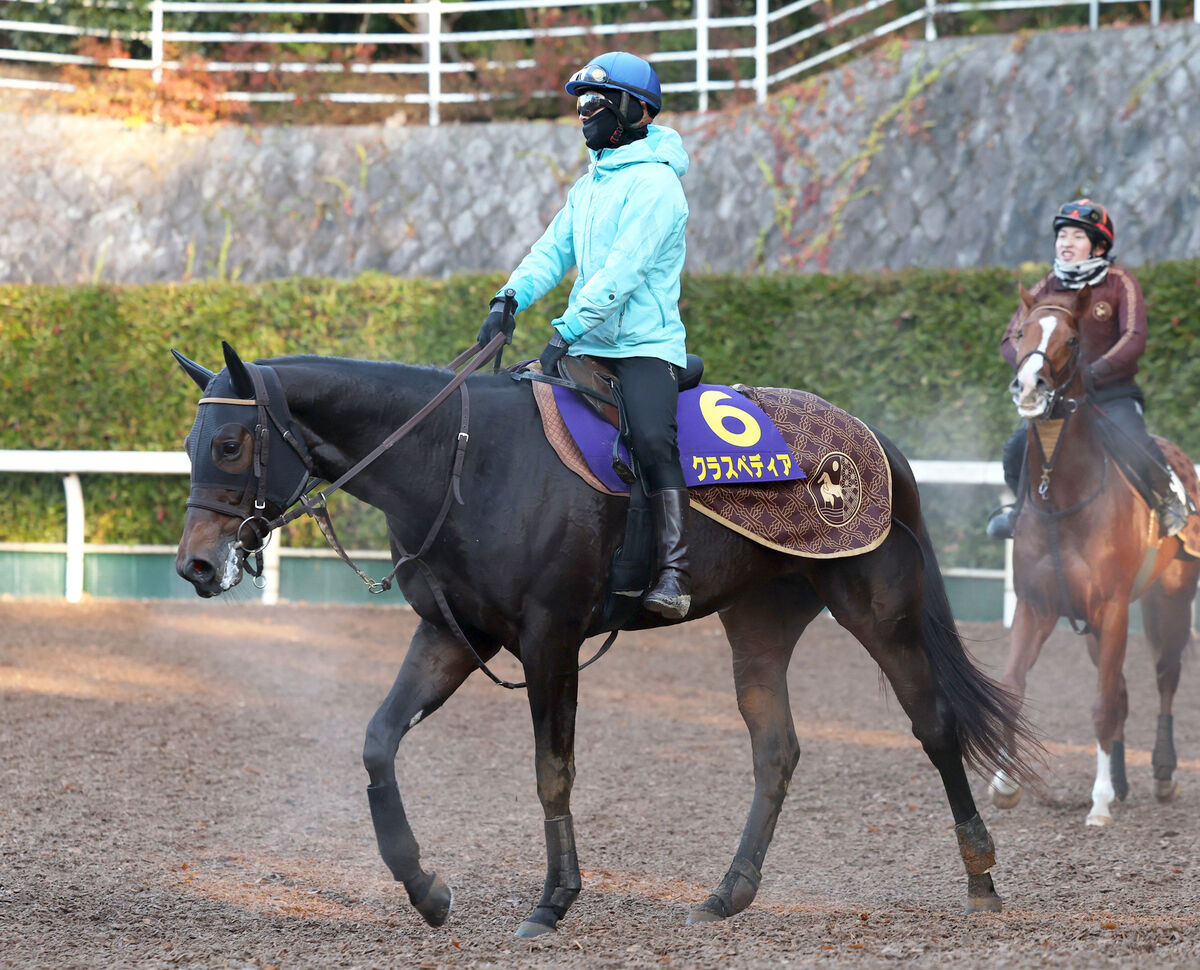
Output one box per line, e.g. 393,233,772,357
558,355,619,426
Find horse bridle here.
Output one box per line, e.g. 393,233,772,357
184,361,316,577
182,333,622,689
184,336,507,582
1013,302,1084,423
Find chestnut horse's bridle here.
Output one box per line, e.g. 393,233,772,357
1013,302,1084,426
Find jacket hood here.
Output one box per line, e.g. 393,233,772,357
590,125,689,178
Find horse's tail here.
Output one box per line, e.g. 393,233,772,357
912,520,1042,785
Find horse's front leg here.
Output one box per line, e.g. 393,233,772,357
514,613,584,939
1084,629,1129,803
1086,598,1132,826
362,618,501,927
989,599,1057,810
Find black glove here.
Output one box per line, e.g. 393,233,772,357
477,288,517,346
538,332,568,375
1083,358,1112,396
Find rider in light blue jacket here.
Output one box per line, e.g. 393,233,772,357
477,51,694,620
499,118,689,367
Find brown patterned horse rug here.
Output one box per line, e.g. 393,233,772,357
531,381,892,559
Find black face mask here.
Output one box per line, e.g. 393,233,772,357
582,109,649,152
582,110,623,151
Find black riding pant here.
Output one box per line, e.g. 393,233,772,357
1000,391,1169,497
605,355,684,492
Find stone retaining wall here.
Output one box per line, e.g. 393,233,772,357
3,22,1199,283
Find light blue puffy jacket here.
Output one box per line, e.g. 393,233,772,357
499,125,690,367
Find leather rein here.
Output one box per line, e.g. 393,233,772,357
191,334,618,690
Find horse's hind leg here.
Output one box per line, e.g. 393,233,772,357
814,551,1004,913
362,618,500,927
688,579,823,924
1142,561,1199,802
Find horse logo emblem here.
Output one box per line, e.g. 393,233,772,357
1093,301,1112,322
807,451,862,527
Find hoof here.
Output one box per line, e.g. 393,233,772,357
1155,780,1180,803
1085,813,1113,827
989,782,1022,810
965,895,1003,914
413,874,453,927
515,920,556,939
686,903,727,924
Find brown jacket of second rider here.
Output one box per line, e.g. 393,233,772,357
999,265,1147,393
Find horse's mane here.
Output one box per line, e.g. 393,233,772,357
262,354,519,413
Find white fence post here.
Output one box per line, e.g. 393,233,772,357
925,0,938,41
151,0,164,85
1089,0,1099,29
62,473,85,603
1002,537,1016,627
695,0,709,114
754,0,768,104
261,535,282,605
428,0,442,127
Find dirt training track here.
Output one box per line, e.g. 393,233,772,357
2,600,1199,969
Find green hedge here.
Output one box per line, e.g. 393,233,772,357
3,264,1197,559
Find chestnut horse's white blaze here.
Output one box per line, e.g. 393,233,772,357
1013,316,1057,418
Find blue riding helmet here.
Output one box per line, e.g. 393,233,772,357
565,51,662,117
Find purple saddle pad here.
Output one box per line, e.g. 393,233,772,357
551,382,806,494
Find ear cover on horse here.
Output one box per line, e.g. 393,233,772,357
222,340,255,399
171,349,216,392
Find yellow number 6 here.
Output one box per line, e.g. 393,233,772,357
699,390,762,447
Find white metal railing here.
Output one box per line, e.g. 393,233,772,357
3,451,1196,622
0,448,390,607
0,449,1015,616
2,0,1198,123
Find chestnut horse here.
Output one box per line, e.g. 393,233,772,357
173,341,1038,935
988,284,1199,825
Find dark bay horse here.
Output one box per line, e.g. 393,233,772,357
988,284,1199,825
173,341,1038,935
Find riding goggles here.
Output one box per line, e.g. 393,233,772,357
1057,201,1108,226
576,90,617,118
569,64,610,87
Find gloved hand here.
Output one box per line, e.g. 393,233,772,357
477,289,517,346
1083,358,1112,396
538,332,569,375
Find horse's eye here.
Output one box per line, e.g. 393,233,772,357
221,440,241,458
1016,329,1023,339
1068,336,1079,347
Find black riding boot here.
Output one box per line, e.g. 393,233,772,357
986,424,1026,540
644,487,691,620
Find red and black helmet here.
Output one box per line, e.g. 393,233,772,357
1053,198,1115,252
